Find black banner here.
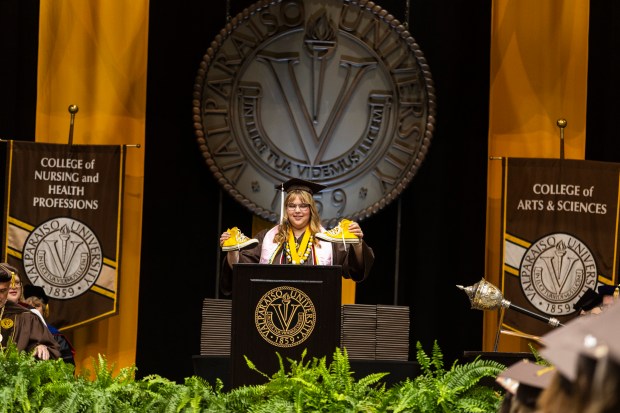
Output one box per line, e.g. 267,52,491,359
502,158,620,336
2,141,125,330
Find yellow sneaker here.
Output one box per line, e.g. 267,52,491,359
315,219,360,244
221,227,259,251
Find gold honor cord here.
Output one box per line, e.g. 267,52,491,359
287,228,311,265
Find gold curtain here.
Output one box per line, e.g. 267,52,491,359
36,0,148,373
485,0,589,351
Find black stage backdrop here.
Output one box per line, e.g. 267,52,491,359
5,0,619,384
137,0,491,382
0,0,38,142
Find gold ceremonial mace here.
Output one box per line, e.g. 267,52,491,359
68,104,79,145
457,279,564,324
457,279,563,351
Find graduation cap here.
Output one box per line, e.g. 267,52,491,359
540,301,620,381
539,314,597,381
275,178,327,223
0,263,17,284
496,359,555,408
598,284,619,297
576,300,620,363
573,288,603,312
23,284,50,304
275,178,327,195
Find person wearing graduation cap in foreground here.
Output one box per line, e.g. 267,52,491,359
219,178,374,295
534,300,620,413
496,359,555,413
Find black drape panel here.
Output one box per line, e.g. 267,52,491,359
0,0,39,141
0,0,38,254
136,1,232,381
586,2,620,161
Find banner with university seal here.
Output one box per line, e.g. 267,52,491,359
1,140,125,330
501,157,620,336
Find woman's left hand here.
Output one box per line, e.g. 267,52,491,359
347,221,364,239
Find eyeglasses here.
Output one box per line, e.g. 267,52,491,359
286,203,310,211
10,281,22,288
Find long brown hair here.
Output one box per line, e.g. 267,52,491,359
536,372,574,413
274,190,322,245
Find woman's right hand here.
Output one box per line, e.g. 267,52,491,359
220,232,240,267
219,231,231,247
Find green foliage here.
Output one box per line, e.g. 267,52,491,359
0,340,504,412
0,341,75,413
383,341,505,413
528,343,552,367
235,348,389,412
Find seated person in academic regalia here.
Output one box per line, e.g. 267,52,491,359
0,263,60,360
24,285,76,365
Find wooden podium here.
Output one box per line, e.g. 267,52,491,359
231,264,342,388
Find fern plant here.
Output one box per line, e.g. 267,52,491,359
383,341,505,413
0,341,76,413
0,339,506,412
235,347,389,412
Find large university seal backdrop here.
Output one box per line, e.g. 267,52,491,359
193,0,435,225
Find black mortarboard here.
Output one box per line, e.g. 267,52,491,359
0,263,17,283
539,302,620,382
598,284,618,296
23,284,49,304
576,300,620,363
573,288,603,312
496,359,555,404
276,178,326,195
539,314,596,381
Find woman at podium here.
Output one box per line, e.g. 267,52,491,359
219,178,374,295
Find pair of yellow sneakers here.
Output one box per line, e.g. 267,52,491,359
221,220,360,251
